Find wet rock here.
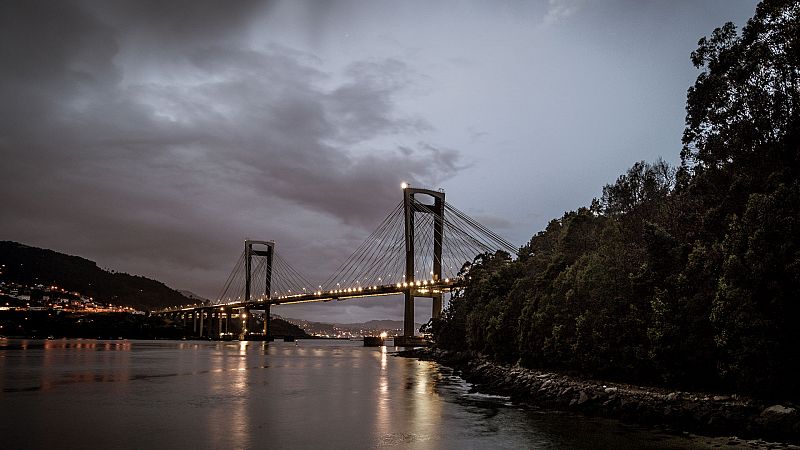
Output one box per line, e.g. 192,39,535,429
762,405,796,417
401,348,799,445
756,404,800,438
577,390,590,405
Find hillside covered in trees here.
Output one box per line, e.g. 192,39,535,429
432,0,799,401
0,241,192,311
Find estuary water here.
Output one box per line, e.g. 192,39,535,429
0,339,725,449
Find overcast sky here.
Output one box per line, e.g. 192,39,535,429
1,0,759,323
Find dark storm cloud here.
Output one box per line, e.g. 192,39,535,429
86,0,264,42
328,59,433,143
0,0,464,297
1,0,761,324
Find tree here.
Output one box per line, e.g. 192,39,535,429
432,0,800,400
683,0,799,180
681,0,800,398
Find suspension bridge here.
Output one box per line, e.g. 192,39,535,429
153,185,517,343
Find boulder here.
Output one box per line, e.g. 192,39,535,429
761,405,796,416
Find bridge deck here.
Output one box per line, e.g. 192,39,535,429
155,279,461,313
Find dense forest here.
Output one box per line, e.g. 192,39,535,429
431,0,799,400
0,241,192,310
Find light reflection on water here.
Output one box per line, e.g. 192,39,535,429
376,345,392,442
0,339,719,449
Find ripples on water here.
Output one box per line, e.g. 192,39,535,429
0,339,726,449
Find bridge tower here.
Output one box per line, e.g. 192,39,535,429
403,185,445,337
244,239,274,339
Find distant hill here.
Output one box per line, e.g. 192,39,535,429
178,290,210,304
268,317,311,338
348,319,417,330
0,241,191,311
285,317,424,336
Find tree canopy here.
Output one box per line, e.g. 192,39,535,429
432,0,800,400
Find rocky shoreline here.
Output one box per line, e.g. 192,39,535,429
399,348,800,445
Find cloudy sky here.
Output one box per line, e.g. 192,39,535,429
1,0,759,323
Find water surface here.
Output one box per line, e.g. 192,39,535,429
0,339,727,449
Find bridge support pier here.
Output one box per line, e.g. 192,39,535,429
404,292,415,338
243,239,274,340
263,303,271,337
244,306,259,339
432,293,442,320
403,186,445,337
209,312,215,339
402,291,442,338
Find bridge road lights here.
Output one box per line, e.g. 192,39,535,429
402,184,445,337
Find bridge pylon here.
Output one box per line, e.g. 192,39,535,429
244,239,274,339
403,185,445,337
